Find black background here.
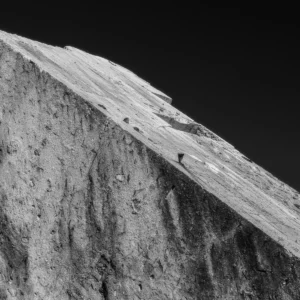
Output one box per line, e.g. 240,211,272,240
1,7,300,190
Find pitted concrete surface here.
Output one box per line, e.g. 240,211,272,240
1,29,300,299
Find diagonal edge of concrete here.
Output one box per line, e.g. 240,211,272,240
1,29,300,258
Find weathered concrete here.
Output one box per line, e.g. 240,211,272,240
1,29,300,299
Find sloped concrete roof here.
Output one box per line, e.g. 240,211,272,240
1,29,300,258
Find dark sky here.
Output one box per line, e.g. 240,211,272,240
1,7,300,191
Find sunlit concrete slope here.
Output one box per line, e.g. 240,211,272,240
1,29,300,299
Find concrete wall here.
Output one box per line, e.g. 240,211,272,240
1,41,300,300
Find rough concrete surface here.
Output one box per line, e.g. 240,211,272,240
1,29,300,299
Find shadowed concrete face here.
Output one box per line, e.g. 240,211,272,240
1,29,300,299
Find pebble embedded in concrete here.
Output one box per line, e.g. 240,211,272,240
116,174,125,182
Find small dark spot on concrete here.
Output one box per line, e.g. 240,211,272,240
143,261,154,277
133,127,140,132
294,204,300,209
132,198,142,213
97,104,107,110
6,142,18,154
0,147,3,164
138,283,143,290
123,117,129,124
41,138,47,147
178,153,184,164
46,179,52,192
34,149,40,156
